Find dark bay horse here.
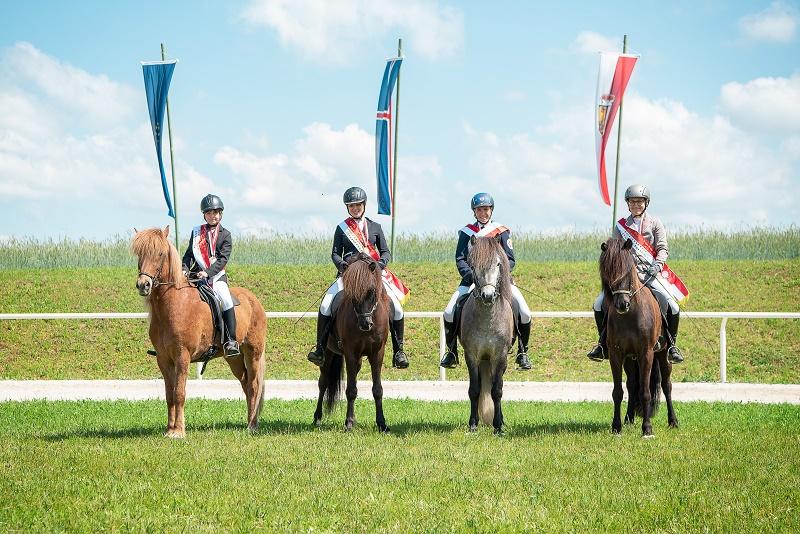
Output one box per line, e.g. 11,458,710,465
600,237,678,437
132,226,267,438
461,235,515,434
314,253,390,432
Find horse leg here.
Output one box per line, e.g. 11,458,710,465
156,352,177,435
169,351,191,439
491,357,507,435
240,345,265,433
313,359,326,427
370,351,389,433
659,353,679,428
610,355,624,434
623,357,638,425
344,355,361,431
467,358,480,432
639,351,655,437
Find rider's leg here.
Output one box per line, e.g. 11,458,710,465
587,292,607,361
666,308,684,364
649,281,684,364
386,291,409,369
307,279,342,366
440,285,470,368
214,280,240,358
509,284,532,370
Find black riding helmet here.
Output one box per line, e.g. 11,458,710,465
471,192,494,210
201,194,224,213
343,186,367,205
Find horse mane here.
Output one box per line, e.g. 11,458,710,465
468,236,511,299
130,228,184,286
342,253,383,302
599,237,641,295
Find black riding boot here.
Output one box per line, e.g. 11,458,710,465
307,312,332,367
515,320,532,370
439,319,459,368
667,310,684,364
222,308,240,358
390,318,409,369
587,310,607,361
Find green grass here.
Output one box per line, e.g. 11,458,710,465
1,399,798,532
1,260,798,383
1,227,797,268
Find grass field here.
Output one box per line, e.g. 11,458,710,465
1,399,798,532
1,260,798,383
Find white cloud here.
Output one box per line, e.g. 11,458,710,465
463,91,799,231
739,1,798,43
240,0,463,63
571,31,620,55
719,74,800,133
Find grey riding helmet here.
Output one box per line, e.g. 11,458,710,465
470,192,494,210
201,194,224,212
624,184,650,207
343,186,367,205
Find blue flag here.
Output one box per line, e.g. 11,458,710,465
142,60,178,217
375,57,403,215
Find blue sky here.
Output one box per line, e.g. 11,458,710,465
1,0,799,241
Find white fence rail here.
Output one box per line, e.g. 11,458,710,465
2,311,799,383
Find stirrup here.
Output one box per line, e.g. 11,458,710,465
223,341,240,358
587,344,605,361
392,350,409,369
440,350,458,369
307,346,324,366
668,346,684,364
515,352,532,370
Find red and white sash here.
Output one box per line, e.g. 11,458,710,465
616,218,688,302
191,225,225,283
339,218,410,304
460,221,509,238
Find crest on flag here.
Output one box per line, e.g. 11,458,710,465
597,93,615,136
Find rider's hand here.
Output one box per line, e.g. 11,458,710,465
646,263,661,277
197,271,209,279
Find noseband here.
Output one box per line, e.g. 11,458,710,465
355,297,379,321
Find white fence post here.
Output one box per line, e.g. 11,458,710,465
439,316,447,382
720,317,728,383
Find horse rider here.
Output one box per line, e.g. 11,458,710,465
307,186,410,369
439,192,533,371
587,184,685,364
181,194,240,358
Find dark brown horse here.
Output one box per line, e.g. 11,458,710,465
600,237,678,437
313,252,390,432
132,226,267,438
461,235,515,434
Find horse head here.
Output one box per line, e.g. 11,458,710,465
600,238,636,315
468,235,510,304
131,226,182,297
342,252,382,331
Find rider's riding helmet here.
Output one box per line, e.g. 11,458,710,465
343,186,367,205
471,192,495,211
201,194,224,213
624,184,650,207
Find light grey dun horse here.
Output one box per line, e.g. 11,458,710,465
460,235,515,434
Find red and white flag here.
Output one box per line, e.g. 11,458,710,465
595,52,639,206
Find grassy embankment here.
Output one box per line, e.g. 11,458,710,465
1,399,798,531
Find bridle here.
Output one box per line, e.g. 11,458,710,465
355,297,379,321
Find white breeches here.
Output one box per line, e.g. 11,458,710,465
212,280,235,311
443,283,531,324
320,277,403,320
593,278,679,315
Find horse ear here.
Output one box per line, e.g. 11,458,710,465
369,261,377,272
163,225,170,238
623,238,633,250
601,242,608,251
470,235,477,245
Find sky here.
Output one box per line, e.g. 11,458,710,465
1,0,799,241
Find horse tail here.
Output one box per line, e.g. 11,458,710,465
649,358,661,416
323,352,344,415
478,360,494,426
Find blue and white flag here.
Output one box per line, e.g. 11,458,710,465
141,60,178,217
375,57,403,215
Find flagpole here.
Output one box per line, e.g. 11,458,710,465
161,43,179,251
611,34,627,234
390,38,402,258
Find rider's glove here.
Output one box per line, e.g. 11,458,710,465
645,263,661,277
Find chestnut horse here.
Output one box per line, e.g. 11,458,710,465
461,235,515,434
313,253,390,432
600,237,678,437
132,226,267,438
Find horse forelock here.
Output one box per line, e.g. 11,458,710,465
468,237,511,298
342,257,383,302
599,238,639,293
131,228,183,285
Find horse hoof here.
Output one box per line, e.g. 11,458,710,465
378,425,390,433
165,430,185,439
669,420,679,429
468,425,478,433
494,428,505,436
624,416,634,425
642,433,656,439
247,424,259,434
